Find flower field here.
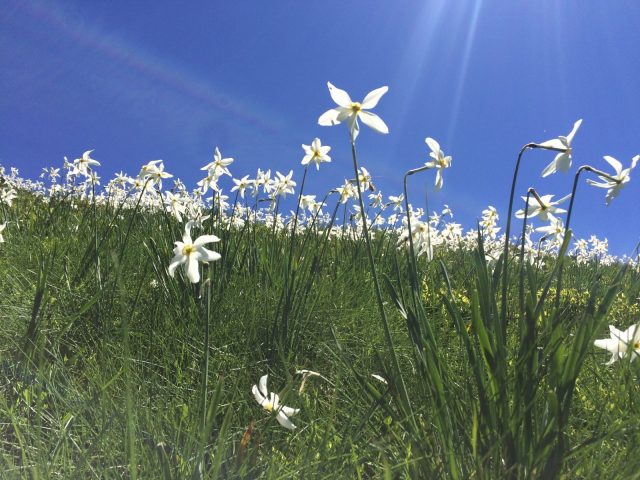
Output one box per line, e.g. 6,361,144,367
1,83,640,479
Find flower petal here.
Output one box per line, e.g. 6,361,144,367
327,82,352,107
252,384,265,404
425,137,440,154
537,138,565,150
197,247,221,262
258,374,269,398
194,234,220,247
280,405,300,417
566,118,583,144
603,156,623,175
361,86,388,109
275,411,296,429
318,108,342,126
358,111,388,135
168,254,187,277
186,256,200,283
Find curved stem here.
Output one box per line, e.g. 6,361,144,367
501,143,536,328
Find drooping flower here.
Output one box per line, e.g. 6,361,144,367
318,82,389,140
424,137,452,191
168,221,221,283
515,193,571,222
587,155,639,205
252,374,300,430
594,324,640,365
538,119,582,177
301,138,332,170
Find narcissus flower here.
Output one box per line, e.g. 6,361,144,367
424,137,452,191
168,221,221,283
587,155,639,205
301,138,331,170
594,324,640,365
72,150,100,177
515,193,571,222
318,82,389,140
201,147,234,177
0,222,5,243
252,374,300,430
538,119,582,177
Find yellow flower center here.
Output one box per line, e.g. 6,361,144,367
350,102,362,113
634,341,640,350
263,401,274,412
182,244,195,256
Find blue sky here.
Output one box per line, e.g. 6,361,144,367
1,1,639,255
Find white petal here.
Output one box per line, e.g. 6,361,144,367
259,374,269,398
425,137,440,154
275,411,296,429
361,86,388,109
318,108,342,126
556,153,572,173
197,247,221,262
194,234,220,247
358,111,388,135
280,405,300,417
168,254,187,277
541,155,560,178
252,385,265,404
434,169,443,191
603,156,623,175
186,257,200,283
327,82,352,107
566,118,583,144
537,138,565,150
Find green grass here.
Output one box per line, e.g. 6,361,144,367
1,190,640,479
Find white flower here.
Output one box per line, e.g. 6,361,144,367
231,175,252,199
388,194,404,211
168,221,221,283
594,324,640,365
165,191,187,222
336,180,356,204
273,170,296,198
0,223,5,243
318,82,389,140
587,155,639,205
424,137,452,191
138,160,173,190
252,374,300,430
201,147,234,177
515,193,571,222
72,150,100,177
539,119,582,177
301,138,332,170
535,215,564,243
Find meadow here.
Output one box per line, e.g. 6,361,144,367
1,84,640,479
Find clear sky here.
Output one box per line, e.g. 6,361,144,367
1,1,639,255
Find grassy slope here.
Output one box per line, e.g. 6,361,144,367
1,193,639,479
